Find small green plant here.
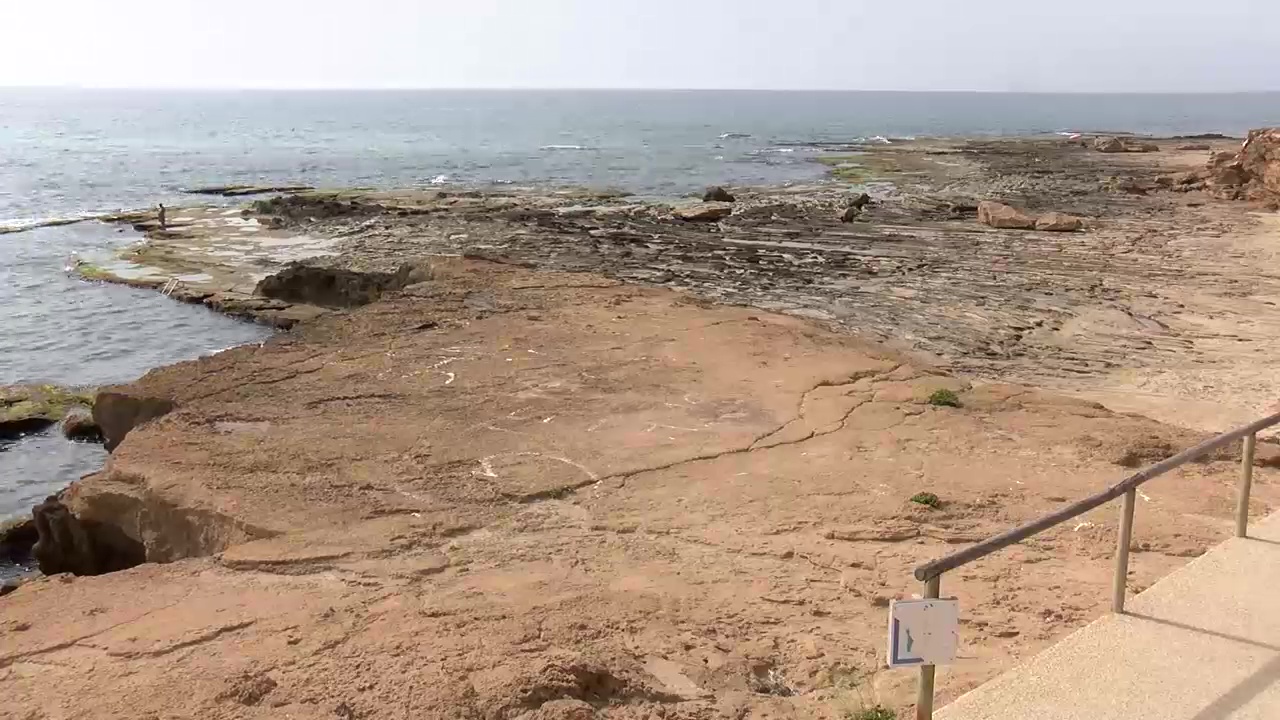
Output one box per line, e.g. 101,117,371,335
848,707,897,720
911,492,941,509
927,388,961,408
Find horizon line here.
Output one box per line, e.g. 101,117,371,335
3,85,1280,95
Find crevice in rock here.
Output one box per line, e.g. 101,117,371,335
254,262,421,308
74,478,281,563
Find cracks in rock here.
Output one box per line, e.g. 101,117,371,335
749,365,902,451
187,354,331,402
510,365,909,504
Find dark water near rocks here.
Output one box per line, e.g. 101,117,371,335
4,89,1280,522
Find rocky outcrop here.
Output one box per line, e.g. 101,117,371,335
838,193,873,223
249,193,385,224
1035,212,1084,232
702,186,735,203
1094,137,1127,153
674,203,733,222
0,384,95,440
978,201,1036,229
1205,128,1280,201
254,262,418,308
30,497,143,576
60,408,102,443
93,391,176,452
6,258,1276,719
185,185,313,197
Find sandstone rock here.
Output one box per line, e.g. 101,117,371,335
702,186,735,203
185,185,313,197
1,516,37,564
93,391,177,452
674,203,733,222
32,498,97,576
0,384,95,440
1125,142,1160,153
60,408,102,443
249,193,384,223
1204,128,1280,201
1093,137,1127,153
1035,212,1084,232
30,497,144,576
254,262,416,308
977,201,1036,229
1177,143,1212,151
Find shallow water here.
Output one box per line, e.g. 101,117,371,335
3,89,1280,524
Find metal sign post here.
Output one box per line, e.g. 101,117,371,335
887,577,956,720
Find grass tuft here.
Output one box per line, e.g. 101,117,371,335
927,389,961,408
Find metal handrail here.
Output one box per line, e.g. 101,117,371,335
909,409,1280,720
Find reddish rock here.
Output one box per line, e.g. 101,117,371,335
1093,137,1127,153
675,203,733,222
1204,129,1280,201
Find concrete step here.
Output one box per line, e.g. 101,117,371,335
939,511,1280,720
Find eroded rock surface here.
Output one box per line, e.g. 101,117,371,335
0,384,95,439
1205,127,1280,201
7,260,1278,719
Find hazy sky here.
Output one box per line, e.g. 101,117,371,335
3,0,1276,92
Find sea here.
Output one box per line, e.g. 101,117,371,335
4,89,1280,528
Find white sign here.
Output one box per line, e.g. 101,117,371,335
887,598,959,667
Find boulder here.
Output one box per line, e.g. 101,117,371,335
30,497,143,576
1204,129,1280,201
702,186,735,203
674,203,733,222
60,408,102,443
1177,143,1212,151
0,384,95,440
977,201,1036,229
1035,212,1084,232
1093,137,1127,153
0,516,37,565
254,262,416,308
1125,142,1160,153
93,391,177,452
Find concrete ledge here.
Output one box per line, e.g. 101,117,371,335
940,511,1280,720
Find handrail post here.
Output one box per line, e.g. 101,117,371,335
1236,433,1257,538
1113,489,1136,613
916,574,941,720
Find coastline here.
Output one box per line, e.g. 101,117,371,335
6,133,1280,717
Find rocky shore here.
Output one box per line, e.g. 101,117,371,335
6,133,1280,718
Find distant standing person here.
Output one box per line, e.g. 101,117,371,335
158,203,167,230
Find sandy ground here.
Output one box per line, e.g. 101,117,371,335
5,259,1279,719
80,137,1280,432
